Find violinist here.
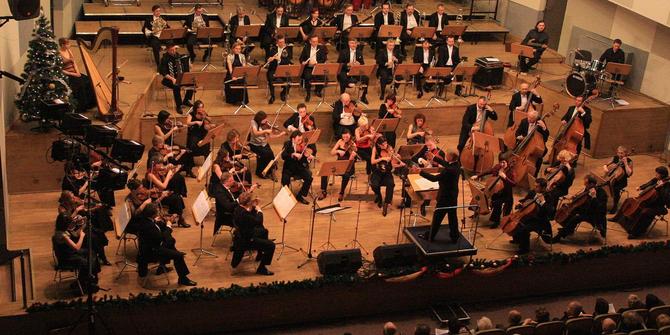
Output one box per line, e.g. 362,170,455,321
224,42,249,105
300,35,328,102
545,149,576,209
52,212,101,293
376,38,403,100
249,111,285,181
416,149,461,242
413,39,436,99
355,116,376,175
552,174,608,243
337,39,369,104
210,130,252,195
231,192,275,276
457,96,498,153
266,34,293,105
299,9,322,41
148,135,196,179
145,161,190,228
62,162,90,199
186,100,215,161
515,109,549,175
154,110,184,147
471,153,516,228
213,172,239,236
371,136,406,216
126,177,153,219
320,129,358,202
332,4,358,51
407,113,429,145
612,166,670,238
508,83,543,127
332,93,361,139
603,146,634,214
281,131,314,205
57,190,110,266
159,43,192,114
561,95,592,157
512,178,554,255
284,103,318,156
379,94,402,147
261,4,289,52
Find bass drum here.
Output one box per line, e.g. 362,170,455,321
565,71,596,98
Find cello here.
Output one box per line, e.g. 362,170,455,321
548,90,598,164
500,193,545,236
554,182,608,225
460,91,497,174
468,171,507,216
503,76,541,149
615,177,670,233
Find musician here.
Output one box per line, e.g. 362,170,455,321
399,3,421,56
428,4,449,42
337,39,369,104
228,6,253,56
136,203,197,286
457,96,498,153
231,192,275,276
249,111,285,181
145,161,190,228
62,163,90,200
159,43,193,114
281,131,314,205
546,150,576,209
603,146,634,214
57,190,110,266
376,39,404,100
436,36,461,96
213,172,239,235
552,174,608,243
211,130,253,192
407,113,428,144
154,110,182,147
52,212,101,293
147,135,196,179
519,20,549,73
471,154,516,228
261,5,289,52
299,9,322,41
58,38,95,112
413,39,436,99
185,100,215,160
412,135,446,216
373,3,395,51
512,178,554,255
224,42,249,105
599,39,625,64
355,116,375,175
284,103,318,156
379,94,402,147
417,150,461,242
320,129,358,202
332,4,358,50
300,35,328,102
266,34,293,104
332,93,361,138
514,109,549,175
561,95,593,156
371,136,406,216
508,83,543,127
615,166,670,238
143,4,170,70
184,4,212,63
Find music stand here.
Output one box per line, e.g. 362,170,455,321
272,185,301,259
235,24,262,42
411,27,436,42
453,64,479,98
314,26,337,45
303,128,322,146
311,63,343,112
197,123,226,147
114,202,136,278
350,26,374,45
273,64,302,114
348,64,377,108
371,117,400,134
276,26,301,41
602,62,632,108
230,65,261,114
318,159,352,202
378,25,402,43
393,63,422,107
159,28,187,41
510,42,537,86
196,27,223,71
178,71,205,101
441,25,468,38
191,190,217,265
424,66,453,106
397,144,426,161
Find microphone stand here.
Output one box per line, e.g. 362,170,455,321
298,187,321,268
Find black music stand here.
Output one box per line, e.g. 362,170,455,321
159,28,187,42
411,27,436,43
313,26,337,45
424,66,453,106
453,64,479,99
318,159,351,202
348,64,377,108
230,65,260,114
273,64,302,114
393,63,422,107
196,27,223,71
311,63,342,112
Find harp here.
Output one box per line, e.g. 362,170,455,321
77,27,123,123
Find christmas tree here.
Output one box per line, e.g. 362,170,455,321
15,12,72,121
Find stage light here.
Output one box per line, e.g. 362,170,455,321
111,138,145,164
85,124,118,147
96,167,128,191
51,139,81,162
61,113,91,136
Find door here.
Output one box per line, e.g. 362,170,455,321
543,0,568,50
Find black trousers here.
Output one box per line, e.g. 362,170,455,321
266,69,289,99
557,213,606,238
429,203,459,241
167,172,188,197
378,69,401,98
611,180,626,212
302,66,324,94
160,193,186,216
371,169,394,204
186,34,212,61
518,48,544,71
161,78,194,109
148,36,162,69
320,162,355,194
138,247,190,278
338,71,369,98
282,166,313,198
357,147,373,175
490,189,514,224
232,229,275,269
249,143,275,176
514,218,552,253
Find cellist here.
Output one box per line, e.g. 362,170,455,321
560,95,592,157
514,109,549,176
602,146,634,214
457,96,498,153
470,152,516,228
511,178,554,255
545,150,576,210
552,174,608,243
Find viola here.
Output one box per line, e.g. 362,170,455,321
377,146,402,173
345,101,362,117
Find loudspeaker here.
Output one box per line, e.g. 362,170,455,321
8,0,39,20
373,243,418,269
317,249,362,275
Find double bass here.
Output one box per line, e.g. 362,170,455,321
615,177,670,233
503,76,541,149
460,91,497,174
548,90,598,164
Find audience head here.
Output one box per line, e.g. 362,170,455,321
656,314,670,328
594,297,610,316
601,318,617,334
645,293,664,309
535,307,550,323
620,310,644,332
414,323,431,335
476,316,494,331
627,294,645,309
383,322,398,335
508,310,523,326
656,166,669,179
448,319,463,334
567,301,584,318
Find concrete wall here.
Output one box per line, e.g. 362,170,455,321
499,0,545,38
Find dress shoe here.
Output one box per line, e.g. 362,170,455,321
318,191,327,200
177,218,191,228
155,266,173,275
382,203,388,217
360,96,369,105
296,197,309,205
306,94,311,102
417,91,424,99
256,266,274,276
269,96,275,104
178,277,197,286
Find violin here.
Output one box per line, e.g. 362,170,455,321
261,120,284,135
301,113,315,129
230,181,260,194
341,139,359,161
165,119,185,129
388,102,402,118
377,146,403,173
345,100,362,117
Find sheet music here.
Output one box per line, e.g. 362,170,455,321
415,177,439,191
273,186,298,220
114,202,131,239
191,190,211,224
197,152,213,182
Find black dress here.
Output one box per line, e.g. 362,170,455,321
224,54,249,105
186,109,210,158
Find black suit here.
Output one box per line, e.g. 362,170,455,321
420,157,461,241
143,17,171,69
332,14,358,50
265,44,293,99
436,44,460,69
228,15,251,45
376,48,404,98
515,118,549,175
184,13,211,61
413,47,436,93
507,92,543,127
556,186,608,239
261,13,289,50
428,12,449,42
373,11,395,50
299,44,328,95
213,185,237,235
159,52,193,110
561,105,592,154
231,206,275,269
457,104,498,152
337,47,368,98
281,140,313,198
137,217,190,278
513,190,554,254
399,11,421,55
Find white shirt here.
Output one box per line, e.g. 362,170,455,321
406,13,418,29
349,49,356,64
527,121,536,135
276,15,282,28
383,13,389,25
238,16,246,26
436,14,443,31
309,46,318,64
572,107,584,118
422,50,430,64
446,45,454,66
387,50,394,68
476,109,484,122
193,14,205,29
520,93,528,109
339,109,355,126
343,15,352,31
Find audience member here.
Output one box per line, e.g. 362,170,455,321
657,314,670,328
619,310,645,333
525,307,550,325
383,322,398,335
415,323,431,335
475,316,494,332
562,301,584,320
594,297,610,316
449,318,467,334
507,310,523,329
619,294,645,313
601,318,617,335
646,293,665,309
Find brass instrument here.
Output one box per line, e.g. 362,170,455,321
151,17,168,37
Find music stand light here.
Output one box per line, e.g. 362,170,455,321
61,113,91,136
111,138,145,163
85,124,119,147
97,167,129,191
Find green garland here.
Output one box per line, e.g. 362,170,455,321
27,240,670,313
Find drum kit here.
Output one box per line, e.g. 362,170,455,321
565,57,609,97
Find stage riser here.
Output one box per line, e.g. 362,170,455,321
5,249,669,334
